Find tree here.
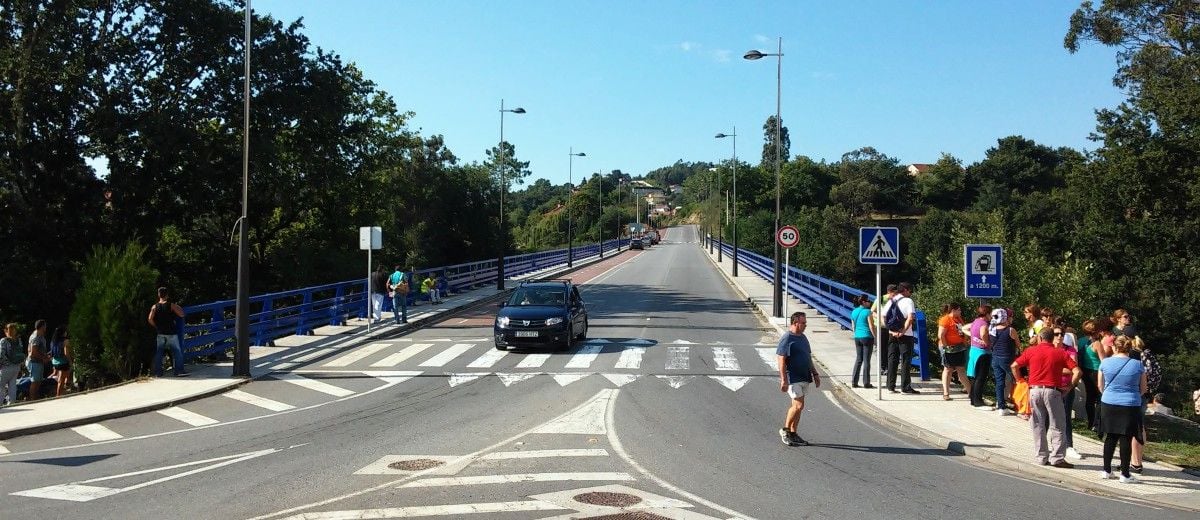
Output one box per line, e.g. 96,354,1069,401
916,153,968,210
761,115,791,168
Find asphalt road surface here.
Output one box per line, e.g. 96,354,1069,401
0,226,1190,519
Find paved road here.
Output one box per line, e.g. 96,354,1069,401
0,226,1190,519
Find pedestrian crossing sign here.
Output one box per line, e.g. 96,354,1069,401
859,227,900,265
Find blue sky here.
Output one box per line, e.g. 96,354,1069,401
254,0,1124,186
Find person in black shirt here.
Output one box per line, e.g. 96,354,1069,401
148,287,188,377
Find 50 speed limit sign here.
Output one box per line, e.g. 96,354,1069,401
776,225,800,249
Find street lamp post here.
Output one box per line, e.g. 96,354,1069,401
716,128,738,277
233,0,253,377
568,148,585,267
745,37,784,319
496,99,525,290
598,171,604,258
617,179,625,251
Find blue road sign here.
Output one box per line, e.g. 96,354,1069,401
859,227,900,265
964,244,1003,299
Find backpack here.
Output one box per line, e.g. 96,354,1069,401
884,297,908,333
1141,349,1162,394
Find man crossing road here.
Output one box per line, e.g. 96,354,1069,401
778,312,822,446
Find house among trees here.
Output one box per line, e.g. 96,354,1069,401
907,163,932,176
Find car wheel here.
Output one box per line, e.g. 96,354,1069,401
559,326,574,352
576,318,588,340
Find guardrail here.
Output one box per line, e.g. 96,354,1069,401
178,237,631,361
714,239,930,380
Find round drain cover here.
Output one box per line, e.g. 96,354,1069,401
573,491,643,507
387,459,444,471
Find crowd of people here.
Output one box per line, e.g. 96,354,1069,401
368,265,449,325
0,319,74,405
850,285,1175,484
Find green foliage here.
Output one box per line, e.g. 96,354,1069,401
761,115,791,168
69,243,159,387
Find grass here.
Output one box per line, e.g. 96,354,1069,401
1071,416,1200,469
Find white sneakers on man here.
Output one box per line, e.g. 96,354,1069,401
1066,447,1083,460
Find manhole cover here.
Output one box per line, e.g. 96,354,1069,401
387,459,444,471
573,491,643,507
582,513,670,520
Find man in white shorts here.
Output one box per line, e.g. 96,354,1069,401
778,312,822,446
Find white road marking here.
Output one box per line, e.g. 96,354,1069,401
656,375,693,389
157,406,219,427
666,346,690,370
13,446,294,502
672,339,697,344
466,349,509,368
583,338,611,344
279,347,316,360
532,388,615,435
372,343,434,367
624,338,654,345
515,354,549,368
71,424,123,442
711,347,740,371
614,346,644,369
481,449,608,460
223,389,295,412
447,373,485,387
400,472,633,488
709,376,751,391
756,348,777,369
362,370,421,385
553,373,590,386
274,373,355,397
323,342,391,367
602,373,639,387
455,318,469,324
420,343,475,367
0,443,9,455
496,373,539,387
271,362,300,371
564,344,603,368
278,501,563,519
291,348,333,363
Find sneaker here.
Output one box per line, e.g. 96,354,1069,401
789,432,810,446
175,372,191,377
998,409,1014,416
851,383,860,388
862,384,875,389
1130,464,1143,474
1066,447,1083,460
1051,460,1075,469
1098,471,1115,480
779,428,796,446
901,388,920,394
974,405,994,411
1119,475,1139,484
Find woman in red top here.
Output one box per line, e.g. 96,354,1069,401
937,303,971,401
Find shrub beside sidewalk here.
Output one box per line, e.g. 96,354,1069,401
1072,416,1200,470
69,242,159,388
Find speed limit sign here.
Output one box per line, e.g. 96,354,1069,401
776,225,800,249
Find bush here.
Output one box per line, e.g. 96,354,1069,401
69,242,160,387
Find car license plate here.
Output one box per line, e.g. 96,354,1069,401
514,331,538,338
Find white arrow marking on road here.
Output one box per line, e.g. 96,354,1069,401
565,344,603,368
274,373,355,397
420,343,475,367
656,375,694,389
223,389,294,412
532,388,614,434
709,376,751,391
12,445,300,502
448,373,485,387
157,406,219,427
624,338,654,345
516,354,550,368
323,342,390,367
671,339,697,344
362,370,421,385
711,347,740,371
614,347,644,369
756,348,777,369
399,472,634,488
666,346,690,370
553,373,590,386
70,424,123,442
601,373,639,387
496,372,539,387
583,338,611,344
466,349,509,368
278,500,564,519
481,449,608,460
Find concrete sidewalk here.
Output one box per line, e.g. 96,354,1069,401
702,243,1200,511
0,250,616,441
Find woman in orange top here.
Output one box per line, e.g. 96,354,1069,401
937,303,971,401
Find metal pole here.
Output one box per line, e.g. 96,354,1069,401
732,127,739,277
783,247,790,318
233,0,252,377
497,99,506,290
717,165,723,262
771,36,783,319
598,173,604,258
366,248,372,333
568,148,574,267
876,265,883,401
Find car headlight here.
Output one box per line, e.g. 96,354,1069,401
545,317,563,326
497,317,510,328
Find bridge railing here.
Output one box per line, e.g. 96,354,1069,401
178,238,630,362
715,239,930,380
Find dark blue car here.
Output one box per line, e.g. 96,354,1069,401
493,280,588,351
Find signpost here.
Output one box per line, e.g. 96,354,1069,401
777,225,799,319
859,227,900,401
964,244,1003,300
359,226,382,331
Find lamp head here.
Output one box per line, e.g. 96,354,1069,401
511,107,526,114
743,50,766,60
715,133,729,139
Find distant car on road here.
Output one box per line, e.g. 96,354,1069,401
630,237,644,250
493,279,588,351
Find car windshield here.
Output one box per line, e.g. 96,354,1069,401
509,287,566,307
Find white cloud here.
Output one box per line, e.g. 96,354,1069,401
712,49,732,63
754,34,771,44
679,41,697,52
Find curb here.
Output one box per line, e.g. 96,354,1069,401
700,246,1199,512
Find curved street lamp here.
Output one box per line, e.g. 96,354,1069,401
568,149,586,267
716,128,738,277
745,37,784,318
497,99,526,290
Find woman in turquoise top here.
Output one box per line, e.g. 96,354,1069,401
1098,336,1147,483
1077,319,1103,430
849,295,874,388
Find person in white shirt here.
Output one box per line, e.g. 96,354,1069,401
883,282,918,394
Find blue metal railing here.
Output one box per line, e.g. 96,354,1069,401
178,237,631,361
715,239,930,380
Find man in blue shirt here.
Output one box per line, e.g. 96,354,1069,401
777,312,822,446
